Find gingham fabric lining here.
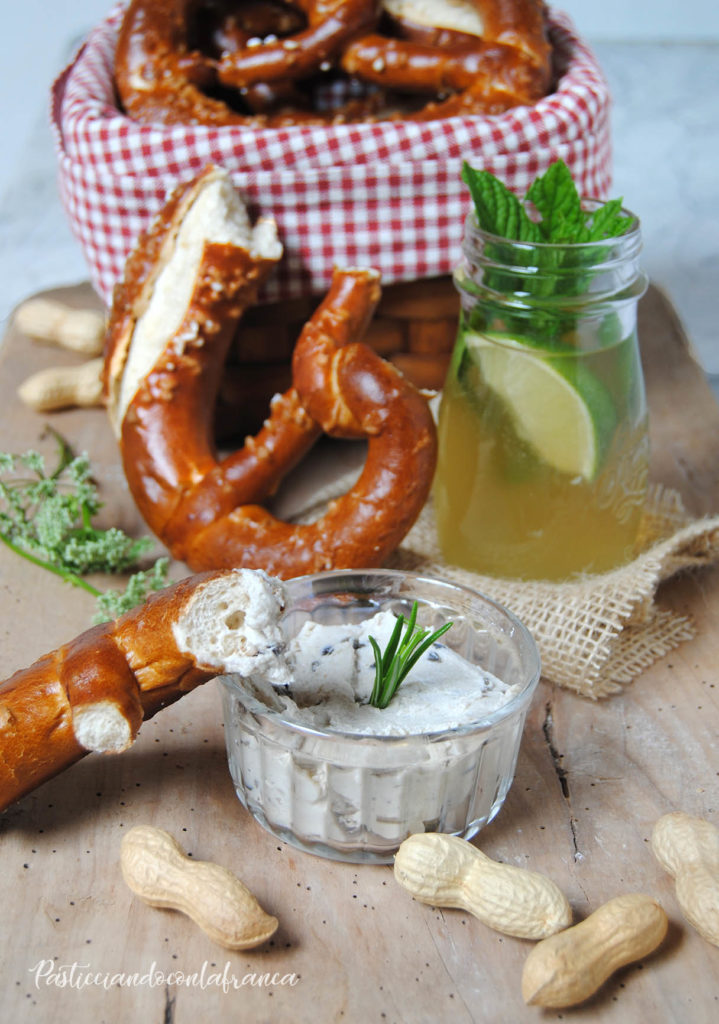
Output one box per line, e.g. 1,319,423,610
50,2,612,307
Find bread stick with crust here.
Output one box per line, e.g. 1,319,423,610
0,569,288,812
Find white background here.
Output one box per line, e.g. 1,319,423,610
1,0,717,198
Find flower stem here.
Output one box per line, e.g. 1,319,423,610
0,531,103,597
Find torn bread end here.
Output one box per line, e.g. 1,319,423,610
112,166,282,428
73,701,136,754
172,568,291,687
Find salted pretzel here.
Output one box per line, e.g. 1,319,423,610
114,0,551,125
105,166,437,578
0,568,289,812
215,0,382,89
341,0,552,118
105,165,321,533
194,0,307,57
115,0,383,126
172,267,437,573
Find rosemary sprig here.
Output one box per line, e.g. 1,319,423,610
368,602,453,709
0,427,170,623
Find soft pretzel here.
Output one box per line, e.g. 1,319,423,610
215,0,382,89
195,0,307,57
0,569,288,812
381,0,490,48
341,0,551,118
114,0,551,125
171,267,437,573
106,167,437,577
104,165,321,535
115,0,384,126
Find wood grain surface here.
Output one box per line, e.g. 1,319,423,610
0,283,717,1023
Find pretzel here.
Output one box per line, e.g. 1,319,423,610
106,167,437,577
194,0,306,58
215,0,382,89
341,0,552,118
172,267,437,573
114,0,551,125
104,165,320,532
0,568,288,812
381,0,491,48
114,0,384,126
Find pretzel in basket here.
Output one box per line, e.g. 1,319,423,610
214,0,382,89
114,0,551,125
114,0,383,125
105,166,437,577
341,0,552,118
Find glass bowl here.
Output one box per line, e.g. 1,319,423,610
220,570,541,864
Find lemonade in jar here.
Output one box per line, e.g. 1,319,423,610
434,162,649,581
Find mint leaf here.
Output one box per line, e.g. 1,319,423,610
462,163,541,242
585,198,634,241
525,159,586,242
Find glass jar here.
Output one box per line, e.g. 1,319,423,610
434,205,650,581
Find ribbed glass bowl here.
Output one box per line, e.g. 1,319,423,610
220,570,541,864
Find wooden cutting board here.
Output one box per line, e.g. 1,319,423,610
0,282,717,1023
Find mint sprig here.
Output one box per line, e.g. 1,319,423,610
461,158,634,244
525,159,586,241
368,602,453,710
459,160,636,346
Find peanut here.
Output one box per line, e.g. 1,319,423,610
120,825,278,950
14,297,105,355
521,893,668,1008
651,811,719,946
393,833,572,940
18,358,104,412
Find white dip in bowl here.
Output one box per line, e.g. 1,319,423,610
220,569,540,864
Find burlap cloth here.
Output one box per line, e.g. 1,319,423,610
297,476,719,699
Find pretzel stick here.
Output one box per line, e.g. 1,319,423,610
0,569,288,812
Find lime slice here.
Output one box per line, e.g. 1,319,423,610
463,331,616,480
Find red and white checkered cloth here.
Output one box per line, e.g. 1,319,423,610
51,2,612,308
